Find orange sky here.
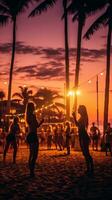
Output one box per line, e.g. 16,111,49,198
0,1,112,125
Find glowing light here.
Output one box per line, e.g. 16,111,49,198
67,91,74,96
100,72,103,76
76,90,81,96
4,81,7,85
23,84,26,87
68,90,81,96
88,80,92,84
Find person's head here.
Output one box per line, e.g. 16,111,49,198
13,116,19,124
65,121,70,127
26,102,35,115
78,105,87,115
78,105,88,128
107,123,110,127
92,122,95,126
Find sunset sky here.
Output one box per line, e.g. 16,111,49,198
0,1,112,125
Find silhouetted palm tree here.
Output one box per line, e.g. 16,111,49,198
84,0,111,132
29,0,70,120
12,86,33,111
34,87,64,109
0,0,32,112
0,90,5,100
67,0,106,111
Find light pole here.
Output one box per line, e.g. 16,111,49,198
96,75,99,127
88,71,104,127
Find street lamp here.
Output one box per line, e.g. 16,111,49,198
88,71,104,127
67,89,81,115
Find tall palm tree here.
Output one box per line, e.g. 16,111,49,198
29,0,70,120
0,0,32,112
12,86,33,111
84,0,111,132
67,0,107,112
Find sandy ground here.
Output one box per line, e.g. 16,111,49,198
0,145,112,200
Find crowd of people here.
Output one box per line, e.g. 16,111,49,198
0,102,112,177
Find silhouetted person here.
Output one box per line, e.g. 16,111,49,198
90,122,100,151
46,125,53,150
57,124,64,151
71,128,75,149
53,125,58,150
104,123,112,156
3,116,20,164
72,105,94,176
26,102,44,177
65,122,71,155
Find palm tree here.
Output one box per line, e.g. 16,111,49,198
67,0,107,112
35,87,65,122
0,90,5,100
84,1,111,132
12,86,33,111
34,87,64,109
0,0,32,112
29,0,70,120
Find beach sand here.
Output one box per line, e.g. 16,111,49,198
0,145,112,200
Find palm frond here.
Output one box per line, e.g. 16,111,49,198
67,1,78,15
72,12,78,21
27,90,33,95
0,14,9,25
12,93,23,99
84,11,109,40
16,0,33,15
29,0,57,17
85,0,107,13
55,102,65,109
52,95,64,100
0,3,10,14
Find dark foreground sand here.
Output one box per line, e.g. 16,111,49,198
0,145,112,200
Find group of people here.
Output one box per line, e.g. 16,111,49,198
41,122,74,155
1,102,112,178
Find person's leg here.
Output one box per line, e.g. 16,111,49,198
30,142,39,177
108,143,112,156
81,139,94,174
105,143,108,156
93,139,95,150
3,141,10,162
96,139,98,151
12,140,17,163
66,140,70,155
92,139,94,150
28,143,33,172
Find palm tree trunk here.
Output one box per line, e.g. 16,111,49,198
63,0,70,120
74,19,83,112
7,17,16,113
103,23,111,133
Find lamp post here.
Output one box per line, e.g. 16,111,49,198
96,75,99,127
88,71,104,127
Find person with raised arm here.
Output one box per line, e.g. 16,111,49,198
72,105,94,176
26,102,44,177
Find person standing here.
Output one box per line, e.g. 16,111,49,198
90,122,100,151
104,123,112,156
46,125,53,150
3,116,20,164
65,122,71,155
26,102,44,177
72,105,94,176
